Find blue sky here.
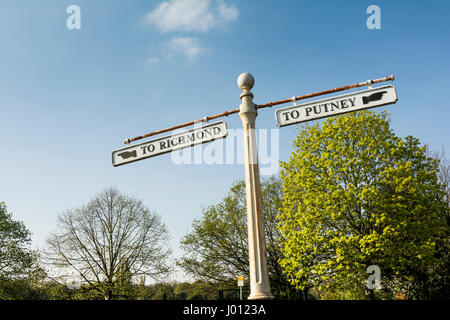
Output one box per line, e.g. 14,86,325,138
1,0,449,282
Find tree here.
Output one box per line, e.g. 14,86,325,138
0,202,34,299
149,282,176,300
45,187,172,300
173,280,218,300
433,147,450,206
178,177,304,299
278,110,448,299
409,146,450,299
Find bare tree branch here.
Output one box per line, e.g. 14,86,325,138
43,187,172,300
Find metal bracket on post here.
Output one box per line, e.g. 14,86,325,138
367,80,373,89
291,96,297,106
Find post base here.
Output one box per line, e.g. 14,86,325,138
247,293,275,300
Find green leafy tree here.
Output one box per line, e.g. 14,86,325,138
408,147,450,299
173,280,219,300
278,111,448,299
0,202,34,299
179,177,304,299
150,282,176,300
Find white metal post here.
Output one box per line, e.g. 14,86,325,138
237,73,274,300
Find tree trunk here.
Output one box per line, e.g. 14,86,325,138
365,288,375,300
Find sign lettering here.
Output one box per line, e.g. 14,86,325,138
112,121,228,167
275,85,397,127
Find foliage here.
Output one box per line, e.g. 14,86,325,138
148,282,176,300
0,202,34,299
278,111,448,299
178,177,304,299
406,147,450,299
173,280,219,300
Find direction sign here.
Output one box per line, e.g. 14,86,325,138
112,121,228,167
238,276,244,287
275,84,398,127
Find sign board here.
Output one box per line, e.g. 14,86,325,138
112,121,228,167
275,85,398,127
238,276,244,287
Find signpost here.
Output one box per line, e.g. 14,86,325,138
112,73,397,300
237,73,274,300
112,121,227,167
275,84,397,127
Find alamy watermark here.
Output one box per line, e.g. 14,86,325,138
169,126,280,176
366,265,381,290
366,5,381,30
66,5,81,30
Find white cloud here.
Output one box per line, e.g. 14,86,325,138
146,0,239,33
146,57,160,64
167,36,204,59
217,0,239,21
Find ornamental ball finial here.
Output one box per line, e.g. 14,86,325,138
237,72,254,91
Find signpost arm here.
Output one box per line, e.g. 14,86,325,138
256,75,394,110
237,73,274,300
123,75,394,145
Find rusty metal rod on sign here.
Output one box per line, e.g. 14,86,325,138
124,74,394,144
